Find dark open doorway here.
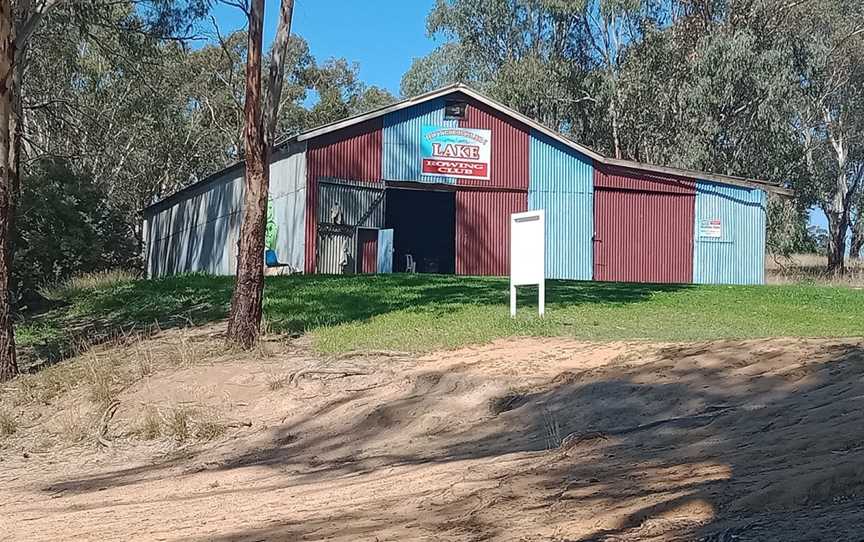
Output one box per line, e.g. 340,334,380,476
385,187,456,273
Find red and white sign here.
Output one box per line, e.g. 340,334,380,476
420,125,491,180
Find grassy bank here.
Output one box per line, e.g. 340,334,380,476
17,273,864,367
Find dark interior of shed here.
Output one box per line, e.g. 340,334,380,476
385,187,456,274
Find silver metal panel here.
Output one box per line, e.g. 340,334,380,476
316,231,356,274
144,142,307,277
317,181,385,228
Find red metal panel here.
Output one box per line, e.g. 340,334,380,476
457,96,530,190
455,189,528,276
304,119,383,273
593,187,695,284
595,164,695,194
358,229,378,274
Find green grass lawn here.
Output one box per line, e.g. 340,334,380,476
17,273,864,367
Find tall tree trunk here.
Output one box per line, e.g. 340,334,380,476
0,0,16,381
227,0,266,348
226,0,294,348
825,208,848,274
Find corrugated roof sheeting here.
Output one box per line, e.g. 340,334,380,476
457,95,530,190
456,189,528,276
382,97,458,183
528,131,594,280
693,181,766,285
305,118,383,273
594,187,695,284
595,164,696,194
358,229,378,274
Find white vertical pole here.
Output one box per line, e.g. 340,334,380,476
510,284,517,317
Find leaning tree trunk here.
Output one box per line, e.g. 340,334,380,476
0,0,16,381
226,0,267,348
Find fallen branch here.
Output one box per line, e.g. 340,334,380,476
288,368,370,387
97,400,121,448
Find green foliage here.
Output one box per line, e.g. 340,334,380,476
14,161,137,301
17,274,864,369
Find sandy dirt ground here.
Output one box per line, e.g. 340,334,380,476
3,332,864,541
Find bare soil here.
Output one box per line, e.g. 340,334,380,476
3,332,864,541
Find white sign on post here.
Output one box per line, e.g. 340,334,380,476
510,210,545,317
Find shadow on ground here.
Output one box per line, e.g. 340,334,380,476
18,273,688,370
36,338,864,541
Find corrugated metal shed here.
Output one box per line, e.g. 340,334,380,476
528,131,593,280
382,96,458,183
456,189,527,276
457,96,530,190
594,187,695,283
305,119,383,273
693,181,766,285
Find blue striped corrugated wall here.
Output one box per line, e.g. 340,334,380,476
527,131,594,280
382,97,458,183
693,181,766,285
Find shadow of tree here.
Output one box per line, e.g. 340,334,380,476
35,338,864,540
18,274,688,370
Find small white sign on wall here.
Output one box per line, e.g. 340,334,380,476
699,218,723,239
510,210,545,317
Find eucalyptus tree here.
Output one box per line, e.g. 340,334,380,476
0,0,208,381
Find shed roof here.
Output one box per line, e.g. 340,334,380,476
146,83,791,213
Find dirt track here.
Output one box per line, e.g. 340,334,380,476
3,335,864,541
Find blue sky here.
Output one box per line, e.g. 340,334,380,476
210,0,439,96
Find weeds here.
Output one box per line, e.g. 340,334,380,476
137,407,162,440
147,403,225,443
55,406,90,443
39,269,137,301
85,353,119,407
266,371,289,391
0,406,16,437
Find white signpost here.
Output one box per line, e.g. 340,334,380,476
510,210,545,317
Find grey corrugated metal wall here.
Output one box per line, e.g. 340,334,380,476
144,142,307,277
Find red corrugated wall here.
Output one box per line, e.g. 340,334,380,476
304,119,383,273
456,189,528,276
358,229,378,273
457,95,530,190
593,165,695,283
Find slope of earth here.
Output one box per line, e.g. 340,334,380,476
3,332,864,541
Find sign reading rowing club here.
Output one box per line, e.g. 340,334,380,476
420,125,491,180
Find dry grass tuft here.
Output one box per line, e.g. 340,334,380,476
266,370,289,391
39,269,137,301
137,407,162,440
54,406,91,443
766,254,864,286
85,353,120,407
137,403,225,444
0,405,16,437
